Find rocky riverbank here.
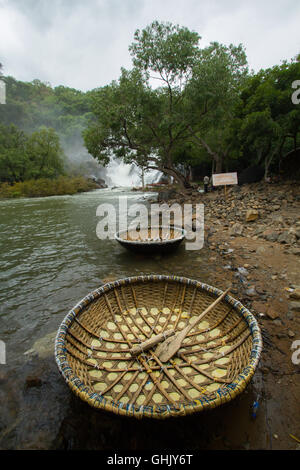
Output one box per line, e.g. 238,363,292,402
159,180,300,336
157,180,300,450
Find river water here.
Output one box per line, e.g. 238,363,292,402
0,188,213,367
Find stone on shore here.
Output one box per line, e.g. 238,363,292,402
246,209,259,222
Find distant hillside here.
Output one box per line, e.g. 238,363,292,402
0,75,105,179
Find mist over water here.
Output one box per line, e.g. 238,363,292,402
62,138,162,188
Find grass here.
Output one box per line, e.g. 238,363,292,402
0,176,99,198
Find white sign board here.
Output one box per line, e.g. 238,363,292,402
212,172,238,186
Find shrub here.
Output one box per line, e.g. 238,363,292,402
0,177,99,198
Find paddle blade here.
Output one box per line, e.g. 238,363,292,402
154,334,177,360
155,329,186,363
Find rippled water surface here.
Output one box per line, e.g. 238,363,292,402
0,188,211,365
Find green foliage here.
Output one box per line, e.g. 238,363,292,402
0,69,101,184
0,176,98,198
25,127,65,179
0,124,65,182
0,76,94,176
229,58,300,176
129,21,201,88
0,76,92,133
0,124,28,182
84,21,250,187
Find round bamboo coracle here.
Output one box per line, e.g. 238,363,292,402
115,226,185,253
55,275,262,419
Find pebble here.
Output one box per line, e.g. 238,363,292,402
276,333,286,339
289,288,300,300
266,308,279,320
245,288,256,297
290,301,300,312
238,267,249,276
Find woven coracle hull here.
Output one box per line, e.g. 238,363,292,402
116,238,184,254
115,226,185,254
55,275,262,419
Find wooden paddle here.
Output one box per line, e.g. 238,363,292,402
155,287,231,363
129,329,175,356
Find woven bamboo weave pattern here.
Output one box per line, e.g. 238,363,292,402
120,227,183,242
55,275,262,419
115,226,185,253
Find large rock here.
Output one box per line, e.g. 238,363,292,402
88,176,108,188
157,189,178,202
252,301,267,314
277,230,297,245
24,331,57,359
295,228,300,239
262,229,279,242
246,209,259,222
229,223,244,236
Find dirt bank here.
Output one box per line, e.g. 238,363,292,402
160,180,300,450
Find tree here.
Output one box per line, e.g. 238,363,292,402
25,127,65,179
84,22,249,187
229,58,300,178
84,22,201,188
0,125,65,182
0,124,28,182
185,41,248,173
0,74,100,179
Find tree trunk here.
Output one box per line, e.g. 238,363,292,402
141,167,145,188
146,164,191,190
215,155,223,173
192,133,223,174
161,166,191,190
264,147,279,181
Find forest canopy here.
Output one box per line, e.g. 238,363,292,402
83,21,300,186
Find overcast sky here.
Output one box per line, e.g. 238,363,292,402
0,0,299,91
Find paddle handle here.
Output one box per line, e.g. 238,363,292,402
184,287,231,336
129,329,175,356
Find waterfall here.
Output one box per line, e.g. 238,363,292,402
105,157,163,187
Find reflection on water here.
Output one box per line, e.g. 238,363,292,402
0,188,211,365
